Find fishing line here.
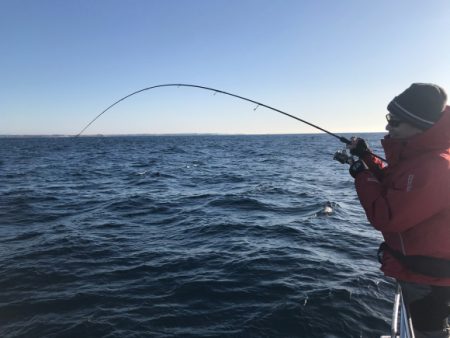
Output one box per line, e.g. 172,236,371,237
76,83,386,162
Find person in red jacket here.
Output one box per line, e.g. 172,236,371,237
347,83,450,338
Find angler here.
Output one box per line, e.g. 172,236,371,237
344,83,450,338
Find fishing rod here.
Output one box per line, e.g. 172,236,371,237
76,83,386,162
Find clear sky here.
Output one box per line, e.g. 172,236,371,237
1,0,450,135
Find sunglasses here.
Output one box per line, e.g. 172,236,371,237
385,114,403,128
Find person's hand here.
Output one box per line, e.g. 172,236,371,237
349,160,368,178
347,137,370,158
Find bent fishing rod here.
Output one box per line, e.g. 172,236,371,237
76,83,386,162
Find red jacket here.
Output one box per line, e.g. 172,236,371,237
355,106,450,286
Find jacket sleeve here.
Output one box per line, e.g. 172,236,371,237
354,159,450,232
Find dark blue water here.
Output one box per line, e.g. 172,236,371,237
0,134,394,338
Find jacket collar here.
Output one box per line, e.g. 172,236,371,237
382,106,450,166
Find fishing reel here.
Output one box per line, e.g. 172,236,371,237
333,148,355,165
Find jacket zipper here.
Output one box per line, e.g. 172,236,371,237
398,233,406,255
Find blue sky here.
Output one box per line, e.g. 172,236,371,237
1,0,450,135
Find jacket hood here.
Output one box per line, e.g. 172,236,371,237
382,106,450,165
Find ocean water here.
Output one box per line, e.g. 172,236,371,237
0,133,394,338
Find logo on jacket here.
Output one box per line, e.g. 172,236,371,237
406,174,414,192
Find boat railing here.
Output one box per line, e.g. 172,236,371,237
380,283,415,338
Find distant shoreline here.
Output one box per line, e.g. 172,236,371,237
0,132,385,138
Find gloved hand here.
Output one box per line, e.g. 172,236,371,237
347,137,370,158
349,160,368,178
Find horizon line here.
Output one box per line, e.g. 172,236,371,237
0,131,386,138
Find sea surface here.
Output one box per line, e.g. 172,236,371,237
0,134,394,338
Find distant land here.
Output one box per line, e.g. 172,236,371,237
0,132,385,138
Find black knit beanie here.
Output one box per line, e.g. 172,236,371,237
387,83,447,130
